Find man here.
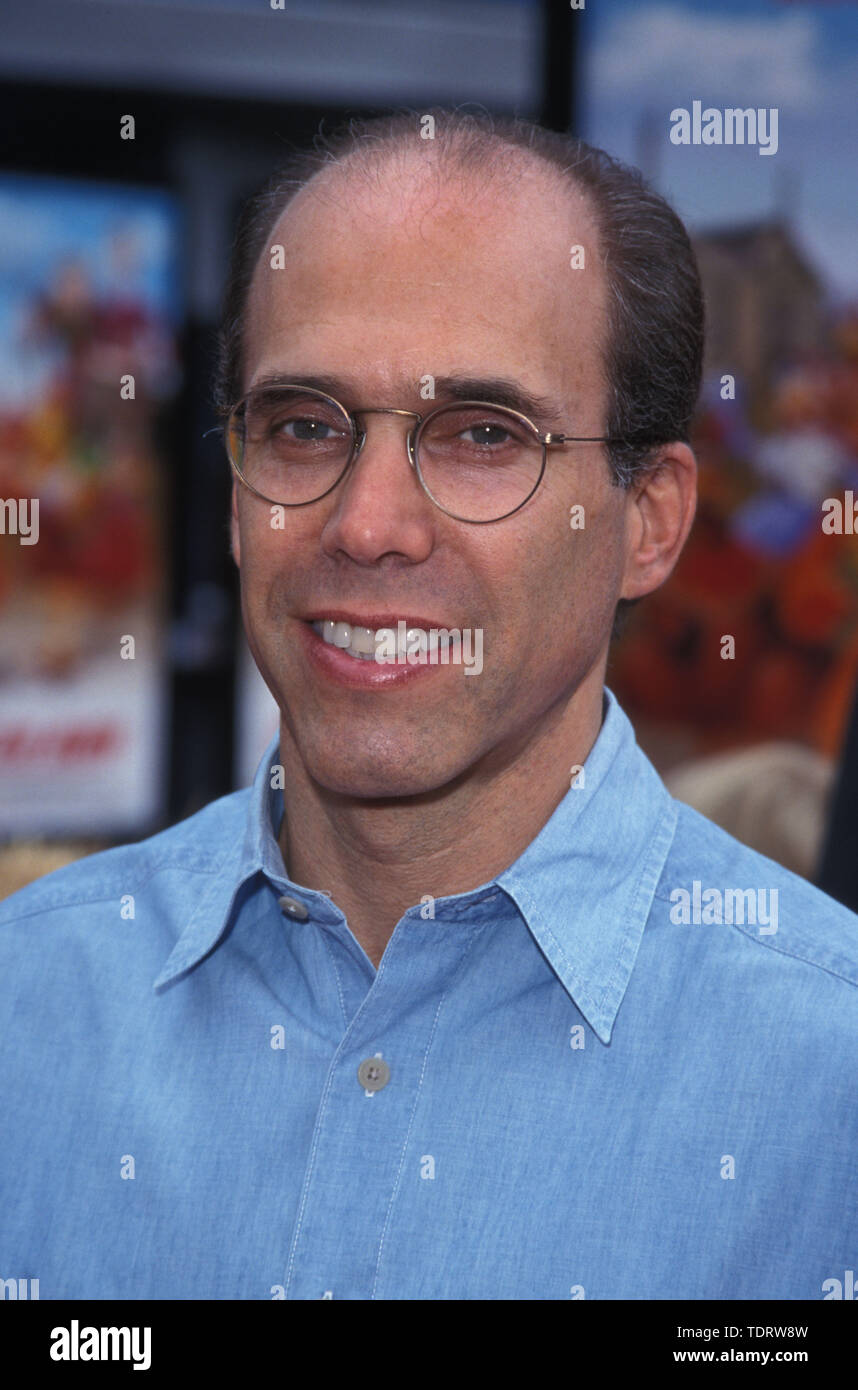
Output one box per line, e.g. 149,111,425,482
1,109,856,1301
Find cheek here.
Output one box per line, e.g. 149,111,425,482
236,511,284,610
239,512,326,631
526,492,625,625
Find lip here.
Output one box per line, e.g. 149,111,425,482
298,617,451,689
303,610,453,632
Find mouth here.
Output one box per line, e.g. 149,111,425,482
304,614,455,663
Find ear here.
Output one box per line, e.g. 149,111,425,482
620,442,697,601
230,479,241,568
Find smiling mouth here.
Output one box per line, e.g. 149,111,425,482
309,618,454,662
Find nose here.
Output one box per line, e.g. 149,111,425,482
319,409,436,567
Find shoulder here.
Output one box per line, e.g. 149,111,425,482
0,787,252,928
657,796,858,991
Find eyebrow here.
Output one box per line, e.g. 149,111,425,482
247,372,570,430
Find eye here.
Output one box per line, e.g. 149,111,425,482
461,421,513,447
277,416,338,441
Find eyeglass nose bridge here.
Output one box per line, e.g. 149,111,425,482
350,405,424,467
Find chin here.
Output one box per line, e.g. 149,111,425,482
304,743,460,801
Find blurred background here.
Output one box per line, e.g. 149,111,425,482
1,0,856,905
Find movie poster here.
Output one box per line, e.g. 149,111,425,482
0,174,181,834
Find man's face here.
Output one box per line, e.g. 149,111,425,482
233,155,634,798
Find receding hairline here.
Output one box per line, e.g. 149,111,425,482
300,126,590,197
246,133,603,329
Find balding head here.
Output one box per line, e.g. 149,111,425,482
243,134,608,462
215,108,704,493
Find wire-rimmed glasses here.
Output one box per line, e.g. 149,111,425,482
219,383,622,524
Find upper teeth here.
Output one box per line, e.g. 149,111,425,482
312,619,448,661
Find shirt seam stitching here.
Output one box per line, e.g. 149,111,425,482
0,863,223,926
650,884,858,989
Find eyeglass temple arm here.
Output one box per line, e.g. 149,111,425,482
544,432,627,445
544,432,664,447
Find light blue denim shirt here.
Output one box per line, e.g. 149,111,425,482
2,688,857,1300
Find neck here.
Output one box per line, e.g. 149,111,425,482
277,668,606,969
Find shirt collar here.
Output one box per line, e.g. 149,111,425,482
154,690,677,1043
495,688,677,1043
153,732,288,991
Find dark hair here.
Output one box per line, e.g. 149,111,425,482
214,106,704,495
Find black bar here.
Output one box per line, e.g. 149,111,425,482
2,1297,848,1374
816,679,858,912
540,0,579,134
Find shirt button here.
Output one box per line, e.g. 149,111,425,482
357,1056,390,1091
278,895,309,921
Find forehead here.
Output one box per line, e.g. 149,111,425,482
243,151,607,403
